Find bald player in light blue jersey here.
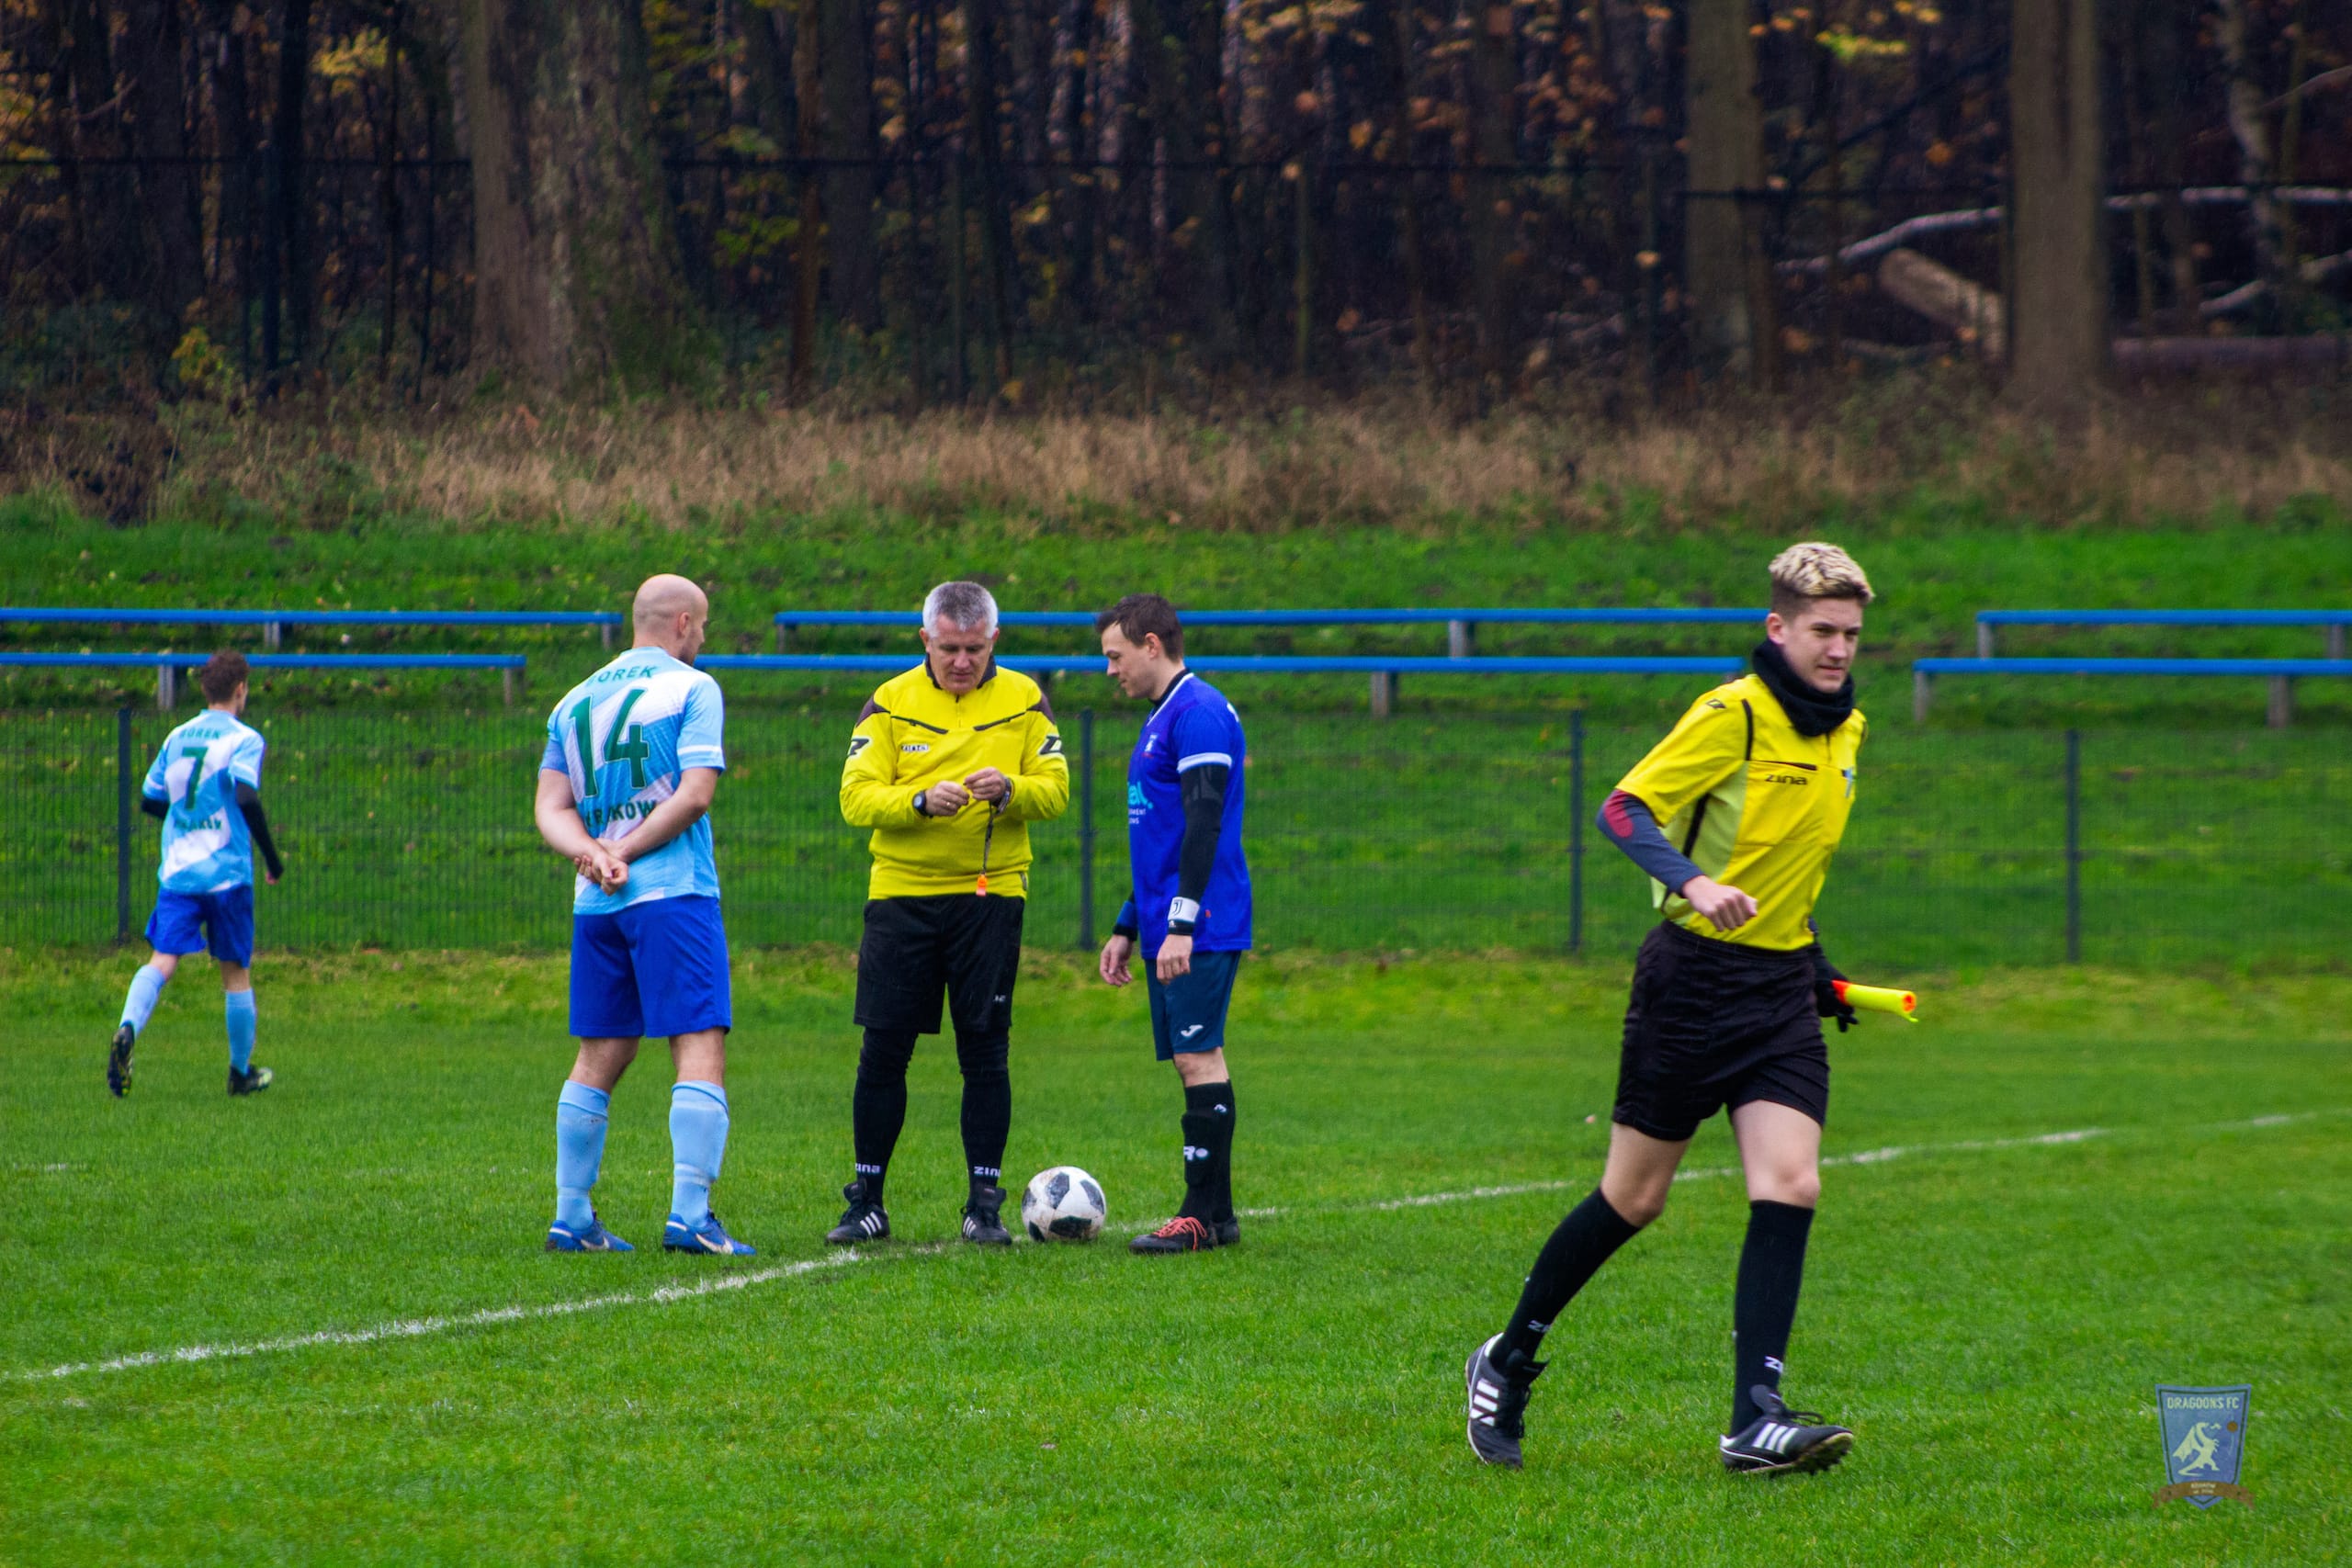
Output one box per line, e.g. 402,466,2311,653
108,650,285,1099
534,573,754,1257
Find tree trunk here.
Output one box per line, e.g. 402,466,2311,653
2007,0,2106,412
1464,0,1516,384
122,0,201,337
460,0,706,388
820,0,880,329
1682,0,1774,381
960,0,1018,382
267,0,315,369
61,0,147,304
2217,0,2283,330
1126,0,1230,345
1366,0,1433,392
203,1,258,355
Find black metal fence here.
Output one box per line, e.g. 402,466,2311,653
9,706,2346,970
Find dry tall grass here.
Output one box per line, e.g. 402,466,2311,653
7,372,2347,530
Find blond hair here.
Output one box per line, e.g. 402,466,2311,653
1769,542,1873,615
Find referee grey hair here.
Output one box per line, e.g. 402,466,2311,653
1769,542,1873,613
922,581,1000,636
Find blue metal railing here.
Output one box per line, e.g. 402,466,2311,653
770,605,1762,654
1973,608,2352,659
1,606,622,651
1912,655,2352,728
0,651,530,707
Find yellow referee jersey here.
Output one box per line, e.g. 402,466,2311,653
841,661,1069,899
1615,673,1867,952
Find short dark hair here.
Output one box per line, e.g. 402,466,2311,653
1094,593,1183,660
198,650,250,705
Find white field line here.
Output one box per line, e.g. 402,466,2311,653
12,1108,2346,1385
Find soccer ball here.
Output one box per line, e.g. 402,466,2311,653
1021,1165,1107,1242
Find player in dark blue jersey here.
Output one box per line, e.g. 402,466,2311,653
1094,594,1253,1254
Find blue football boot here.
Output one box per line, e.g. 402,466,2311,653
662,1211,757,1256
545,1213,635,1253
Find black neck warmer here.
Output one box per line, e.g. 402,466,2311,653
1752,640,1855,737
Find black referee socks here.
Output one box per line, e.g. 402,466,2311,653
1731,1199,1815,1434
851,1029,920,1204
955,1030,1012,1190
1176,1080,1237,1224
1497,1189,1643,1364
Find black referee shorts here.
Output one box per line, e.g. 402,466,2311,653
1611,921,1829,1144
854,894,1025,1037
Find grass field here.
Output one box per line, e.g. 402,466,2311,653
2,952,2346,1564
6,496,2351,731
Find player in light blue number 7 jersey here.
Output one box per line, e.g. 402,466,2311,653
108,651,286,1099
534,574,753,1257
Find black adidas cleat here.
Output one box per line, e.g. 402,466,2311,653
107,1024,136,1098
1720,1386,1853,1475
1464,1334,1544,1469
961,1185,1013,1246
1128,1214,1220,1254
227,1064,274,1097
825,1179,890,1246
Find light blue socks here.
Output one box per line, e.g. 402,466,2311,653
223,989,256,1073
554,1081,611,1232
119,964,167,1036
669,1081,729,1229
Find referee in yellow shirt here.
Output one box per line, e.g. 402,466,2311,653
828,581,1069,1247
1464,543,1874,1477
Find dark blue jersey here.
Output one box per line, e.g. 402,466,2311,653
1121,671,1251,956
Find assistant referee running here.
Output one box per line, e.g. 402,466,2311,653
1463,542,1879,1478
828,581,1069,1247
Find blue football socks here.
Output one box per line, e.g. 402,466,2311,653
119,964,167,1036
554,1081,612,1233
223,989,256,1074
669,1080,729,1229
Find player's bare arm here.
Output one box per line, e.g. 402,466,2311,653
611,767,719,864
535,768,628,892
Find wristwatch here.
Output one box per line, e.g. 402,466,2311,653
912,789,929,817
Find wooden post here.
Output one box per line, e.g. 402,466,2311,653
503,667,517,708
2327,625,2344,660
1448,620,1472,659
2267,676,2294,729
1913,669,1932,725
157,662,176,711
265,620,283,649
600,620,614,651
1370,671,1395,720
1977,621,1995,659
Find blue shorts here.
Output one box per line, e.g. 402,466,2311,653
1147,949,1243,1061
146,886,255,967
570,895,732,1040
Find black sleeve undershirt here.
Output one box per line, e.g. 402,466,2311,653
1170,763,1229,931
235,782,285,879
139,794,168,821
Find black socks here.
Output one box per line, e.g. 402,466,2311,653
851,1028,1014,1202
1176,1079,1236,1223
1731,1200,1815,1433
956,1030,1012,1192
851,1029,919,1205
1496,1189,1643,1364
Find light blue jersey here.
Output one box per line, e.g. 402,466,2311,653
539,649,727,914
142,711,267,894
